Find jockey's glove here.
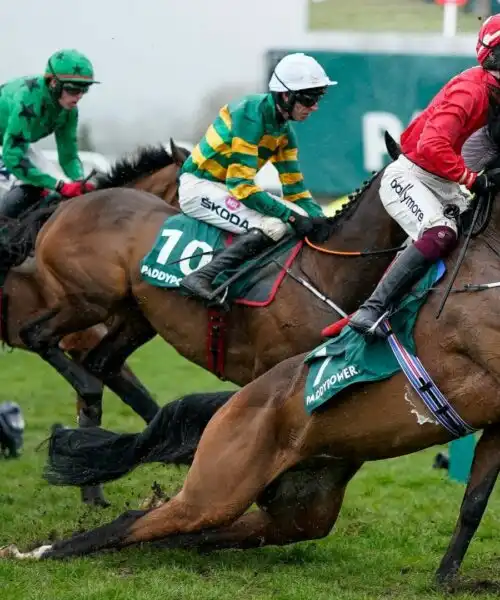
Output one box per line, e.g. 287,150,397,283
287,212,316,237
56,180,95,198
470,168,500,196
287,213,331,241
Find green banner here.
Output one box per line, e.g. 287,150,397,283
267,50,475,196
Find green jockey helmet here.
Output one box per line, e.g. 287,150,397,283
45,49,99,87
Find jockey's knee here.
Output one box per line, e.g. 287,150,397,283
414,225,458,261
259,218,288,242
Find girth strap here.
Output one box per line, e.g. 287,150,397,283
206,309,227,380
382,320,475,438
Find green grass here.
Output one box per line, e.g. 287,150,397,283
308,0,483,33
1,339,500,599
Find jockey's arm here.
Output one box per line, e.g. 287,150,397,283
55,108,84,181
226,117,292,222
274,128,324,217
417,86,481,190
2,99,59,190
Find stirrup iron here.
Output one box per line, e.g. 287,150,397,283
366,310,391,336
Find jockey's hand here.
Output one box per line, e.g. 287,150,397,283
56,180,95,198
287,213,331,241
485,167,500,190
287,213,316,238
471,169,500,197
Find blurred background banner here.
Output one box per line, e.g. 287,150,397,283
0,0,493,204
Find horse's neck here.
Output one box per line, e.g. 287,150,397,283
489,191,500,234
465,191,500,271
301,182,406,315
132,165,180,208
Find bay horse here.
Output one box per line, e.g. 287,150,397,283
5,192,500,590
5,162,406,417
0,142,188,433
0,140,404,510
0,142,191,506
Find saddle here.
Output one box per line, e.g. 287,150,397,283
140,213,302,308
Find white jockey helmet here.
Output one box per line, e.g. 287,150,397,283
269,53,337,92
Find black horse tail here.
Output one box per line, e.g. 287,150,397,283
43,390,235,487
0,203,59,268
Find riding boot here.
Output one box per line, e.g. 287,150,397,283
0,184,42,219
348,244,432,337
180,228,274,303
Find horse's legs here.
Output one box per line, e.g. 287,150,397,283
436,425,500,584
77,311,159,425
82,310,156,381
20,307,110,508
72,389,109,508
19,305,106,420
71,362,160,506
62,324,159,424
50,316,157,508
66,314,157,507
102,365,159,424
19,389,306,559
155,458,362,552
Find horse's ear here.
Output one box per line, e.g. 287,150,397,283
384,130,401,160
170,138,190,166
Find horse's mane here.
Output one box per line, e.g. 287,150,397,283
0,158,383,272
332,170,381,229
308,168,383,243
95,145,175,190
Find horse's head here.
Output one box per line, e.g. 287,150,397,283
95,139,192,207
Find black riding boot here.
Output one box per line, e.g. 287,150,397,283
180,228,274,302
0,185,42,219
348,244,432,337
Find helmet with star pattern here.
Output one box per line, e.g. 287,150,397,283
45,49,99,89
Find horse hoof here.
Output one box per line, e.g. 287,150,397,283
0,544,19,558
139,494,164,510
81,486,111,508
82,496,111,508
0,543,52,560
434,570,458,591
95,498,111,508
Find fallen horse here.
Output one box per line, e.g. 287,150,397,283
3,235,500,588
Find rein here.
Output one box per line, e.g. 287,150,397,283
435,192,487,319
304,237,405,257
298,184,497,320
302,166,405,258
304,181,493,258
